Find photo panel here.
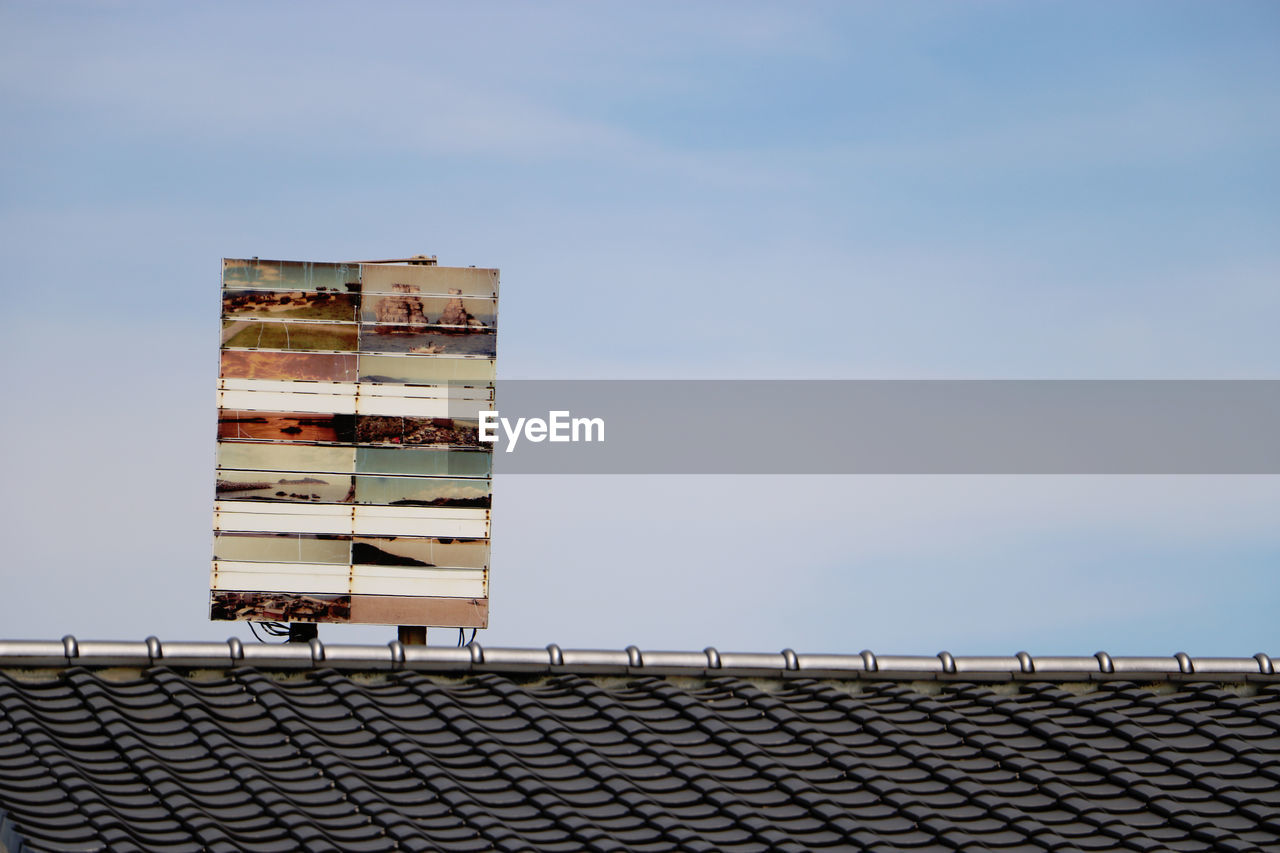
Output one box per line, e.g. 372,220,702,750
358,326,496,358
215,470,354,503
221,320,358,352
223,259,360,293
347,595,487,628
355,415,484,448
355,447,491,478
352,536,488,569
354,476,491,508
217,441,355,474
219,350,358,382
222,290,360,322
361,295,497,329
361,264,498,298
217,411,356,443
215,260,499,628
213,532,351,564
210,590,352,623
358,355,496,386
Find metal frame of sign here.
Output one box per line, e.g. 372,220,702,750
211,259,496,627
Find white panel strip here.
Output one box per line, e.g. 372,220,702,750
215,560,347,577
218,389,358,414
350,566,486,598
354,505,488,521
357,384,493,401
354,395,489,419
214,502,353,534
215,501,352,517
220,378,359,395
212,561,350,595
352,505,488,538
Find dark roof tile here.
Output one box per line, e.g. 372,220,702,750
0,652,1275,851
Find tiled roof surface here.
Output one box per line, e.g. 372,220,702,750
1,643,1278,852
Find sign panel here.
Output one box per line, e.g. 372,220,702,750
212,259,496,627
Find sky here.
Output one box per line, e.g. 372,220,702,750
0,1,1277,656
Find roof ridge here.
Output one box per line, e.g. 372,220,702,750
0,638,1274,681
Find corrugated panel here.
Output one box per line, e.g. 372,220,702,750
352,505,488,538
353,393,489,419
356,383,493,402
218,383,491,418
219,388,359,415
220,378,358,394
212,561,350,595
350,565,486,598
214,501,354,535
220,378,491,400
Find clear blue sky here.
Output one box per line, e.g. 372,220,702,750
1,2,1276,655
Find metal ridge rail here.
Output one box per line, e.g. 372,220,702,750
0,637,1274,681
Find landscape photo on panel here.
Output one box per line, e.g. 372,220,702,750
359,354,496,385
222,290,360,322
215,470,355,504
223,259,361,292
361,263,498,298
217,442,355,474
360,290,496,357
355,446,491,478
352,537,488,569
217,411,357,443
213,533,352,564
221,319,359,352
212,258,496,627
355,415,483,447
219,350,359,382
211,591,352,623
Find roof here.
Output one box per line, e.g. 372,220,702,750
2,640,1278,852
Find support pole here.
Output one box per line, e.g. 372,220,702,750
398,626,427,646
287,623,318,643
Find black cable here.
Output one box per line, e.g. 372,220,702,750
249,621,291,642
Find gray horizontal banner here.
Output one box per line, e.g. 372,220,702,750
462,380,1280,474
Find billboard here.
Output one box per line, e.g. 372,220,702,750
212,259,496,627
